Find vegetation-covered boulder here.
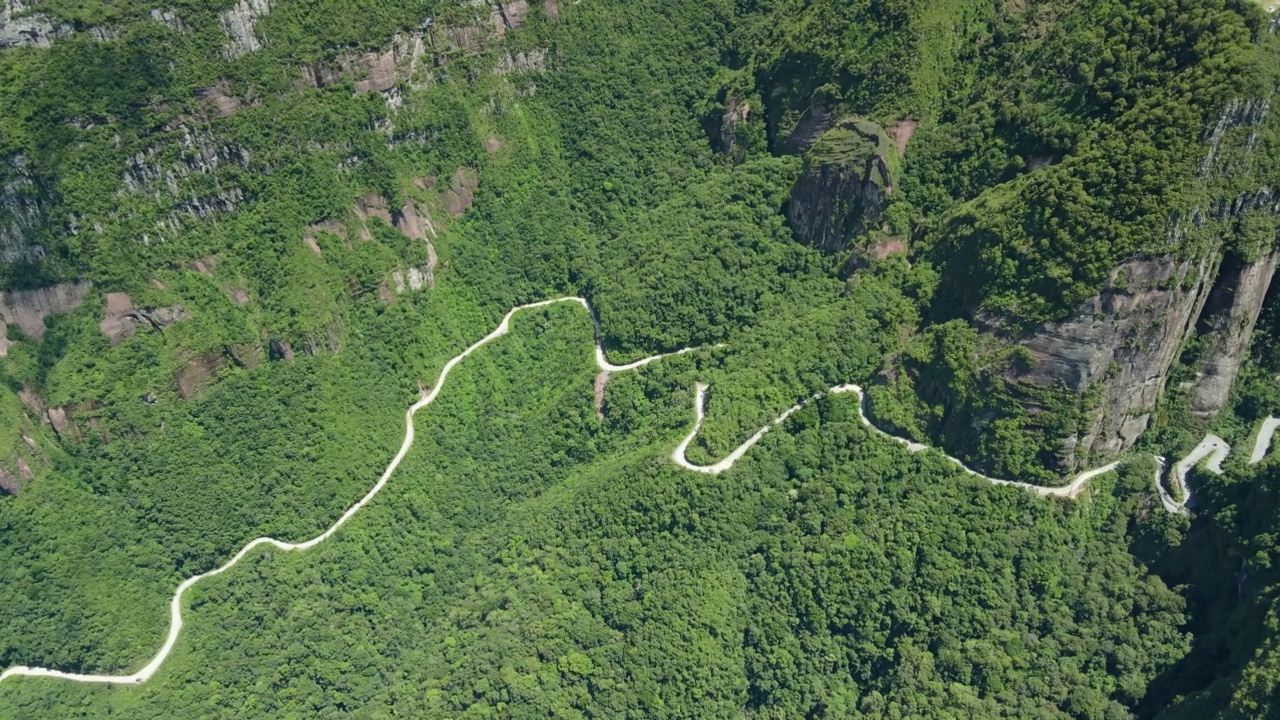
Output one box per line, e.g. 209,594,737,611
786,117,896,253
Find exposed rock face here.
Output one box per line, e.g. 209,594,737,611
0,467,22,495
2,386,53,495
0,0,65,49
932,92,1280,475
98,292,135,346
1188,248,1280,418
444,167,479,217
355,194,394,239
219,0,271,60
99,292,191,346
393,199,434,240
224,285,250,306
45,406,81,442
121,127,251,230
196,82,242,118
388,199,438,293
0,453,34,494
1165,95,1280,422
225,343,263,369
187,256,218,276
299,46,409,94
787,118,894,253
149,7,186,33
123,128,251,196
1004,254,1218,470
774,91,834,155
714,96,753,161
1,154,45,266
0,282,91,355
885,118,917,157
302,327,342,357
391,265,432,294
594,370,609,420
176,350,228,399
269,339,295,362
493,1,528,34
1200,98,1269,177
295,7,541,100
495,48,547,75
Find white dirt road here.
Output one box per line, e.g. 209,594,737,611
2,299,1276,687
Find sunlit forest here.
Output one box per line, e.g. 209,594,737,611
2,0,1279,717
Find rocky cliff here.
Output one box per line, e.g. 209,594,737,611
1187,245,1279,419
219,0,272,60
0,282,90,356
1001,254,1220,470
968,94,1278,472
0,154,45,266
0,0,64,49
786,118,895,253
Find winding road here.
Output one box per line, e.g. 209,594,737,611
673,382,1276,510
1,296,1277,686
0,297,695,687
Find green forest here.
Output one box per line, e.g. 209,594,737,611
1,0,1279,717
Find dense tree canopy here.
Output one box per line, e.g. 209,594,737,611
0,0,1277,717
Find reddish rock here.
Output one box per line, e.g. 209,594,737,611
100,292,137,347
187,256,218,276
353,49,399,94
305,219,346,251
871,238,907,260
0,282,92,354
393,200,431,240
197,82,242,118
101,290,135,319
100,294,189,346
444,167,479,217
885,118,917,157
0,467,21,495
46,406,82,442
357,194,393,224
594,370,609,420
269,339,296,363
175,350,227,399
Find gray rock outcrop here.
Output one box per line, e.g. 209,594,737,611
712,95,754,162
787,118,895,253
0,282,91,355
121,127,251,229
219,0,271,60
99,292,190,347
1,154,45,266
950,93,1280,473
149,7,186,33
1188,247,1280,418
1003,254,1219,470
0,0,65,49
